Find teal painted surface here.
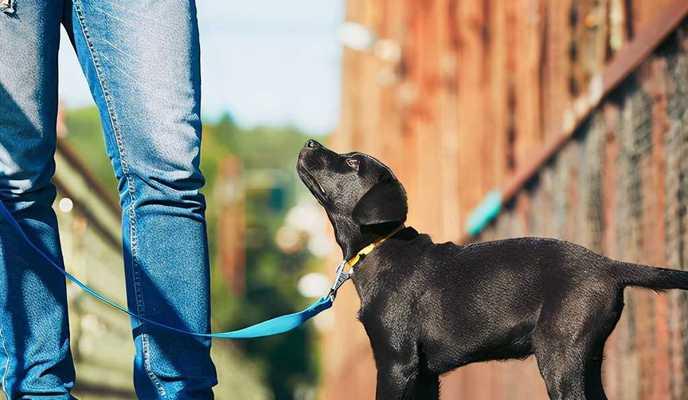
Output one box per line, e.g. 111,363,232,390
465,191,503,237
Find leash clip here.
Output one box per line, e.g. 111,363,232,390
328,260,351,300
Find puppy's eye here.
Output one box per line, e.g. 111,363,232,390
346,158,360,171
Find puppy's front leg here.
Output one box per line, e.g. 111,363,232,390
373,344,439,400
375,360,420,400
376,363,440,400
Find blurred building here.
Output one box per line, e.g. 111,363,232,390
322,1,688,399
215,157,247,295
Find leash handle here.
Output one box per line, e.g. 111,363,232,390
0,200,332,339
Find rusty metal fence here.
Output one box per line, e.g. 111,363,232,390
473,41,688,399
322,0,688,398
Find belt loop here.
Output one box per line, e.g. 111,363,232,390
1,0,14,15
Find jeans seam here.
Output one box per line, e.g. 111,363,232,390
0,325,10,399
72,2,166,397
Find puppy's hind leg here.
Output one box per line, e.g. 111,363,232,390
584,351,608,400
536,346,610,400
534,349,587,400
583,299,622,400
411,371,439,400
534,312,619,400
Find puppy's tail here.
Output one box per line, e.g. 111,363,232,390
614,261,688,291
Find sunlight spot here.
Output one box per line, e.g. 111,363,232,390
58,197,74,213
298,272,330,298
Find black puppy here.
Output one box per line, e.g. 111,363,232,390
297,139,688,400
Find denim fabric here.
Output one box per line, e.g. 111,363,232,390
0,1,217,398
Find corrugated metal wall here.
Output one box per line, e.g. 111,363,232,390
322,0,688,398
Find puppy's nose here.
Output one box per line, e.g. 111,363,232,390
305,139,321,149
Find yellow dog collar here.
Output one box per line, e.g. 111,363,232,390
328,224,405,300
345,224,405,270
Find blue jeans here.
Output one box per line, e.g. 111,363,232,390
0,1,217,398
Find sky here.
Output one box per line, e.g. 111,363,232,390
58,0,344,135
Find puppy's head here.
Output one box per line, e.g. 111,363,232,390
297,139,407,234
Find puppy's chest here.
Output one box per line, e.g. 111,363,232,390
356,287,420,335
353,250,426,328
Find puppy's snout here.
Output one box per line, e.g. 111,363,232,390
305,139,321,150
298,139,325,171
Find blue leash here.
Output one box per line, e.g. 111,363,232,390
0,200,336,339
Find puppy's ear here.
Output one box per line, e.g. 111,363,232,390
352,180,408,226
